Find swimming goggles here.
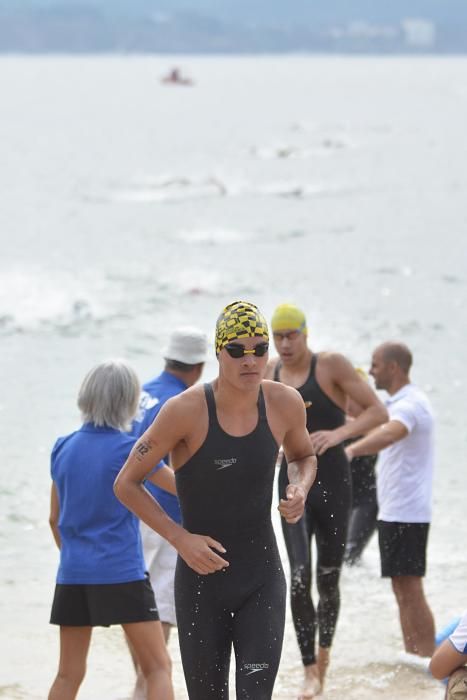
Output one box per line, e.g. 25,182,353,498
224,342,269,358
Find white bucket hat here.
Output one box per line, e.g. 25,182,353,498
163,326,208,365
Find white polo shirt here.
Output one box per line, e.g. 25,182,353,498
377,383,435,523
450,611,467,654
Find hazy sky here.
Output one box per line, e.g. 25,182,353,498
3,0,467,24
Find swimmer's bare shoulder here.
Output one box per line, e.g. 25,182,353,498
316,349,353,371
316,350,363,387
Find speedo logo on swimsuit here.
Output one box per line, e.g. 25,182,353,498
243,663,269,675
214,457,238,470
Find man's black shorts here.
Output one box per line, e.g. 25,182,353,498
50,575,159,627
378,520,430,578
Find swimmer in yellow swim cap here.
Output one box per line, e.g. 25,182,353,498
271,302,307,337
265,302,387,698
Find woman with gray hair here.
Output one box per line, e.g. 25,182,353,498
48,360,175,700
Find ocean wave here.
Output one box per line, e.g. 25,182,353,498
95,174,353,204
104,176,229,203
290,119,392,136
174,228,253,244
250,138,352,160
0,266,260,336
374,265,413,277
0,268,101,335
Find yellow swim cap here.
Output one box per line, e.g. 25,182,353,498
215,301,269,355
355,366,369,382
271,303,307,335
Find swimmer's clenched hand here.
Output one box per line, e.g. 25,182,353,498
173,531,229,575
278,484,306,524
310,428,344,456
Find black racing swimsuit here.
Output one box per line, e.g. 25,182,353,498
174,383,286,700
344,447,378,565
275,353,351,664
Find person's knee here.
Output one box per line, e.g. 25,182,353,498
391,576,422,602
140,648,172,679
316,565,340,600
55,664,86,689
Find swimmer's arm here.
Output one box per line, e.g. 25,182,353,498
345,420,408,460
115,397,190,541
429,638,467,679
279,390,317,524
311,355,387,454
115,397,228,575
49,484,61,549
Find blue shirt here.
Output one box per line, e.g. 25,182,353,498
131,371,186,523
51,423,161,584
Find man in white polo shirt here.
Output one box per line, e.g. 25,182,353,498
345,341,435,657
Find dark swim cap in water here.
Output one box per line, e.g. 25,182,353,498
215,301,269,355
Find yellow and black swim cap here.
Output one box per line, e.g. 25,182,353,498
271,303,307,335
215,301,269,355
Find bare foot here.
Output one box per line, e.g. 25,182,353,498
298,664,321,699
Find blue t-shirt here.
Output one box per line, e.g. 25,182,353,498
51,423,162,584
131,370,186,524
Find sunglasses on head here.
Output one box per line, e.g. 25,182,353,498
224,342,269,358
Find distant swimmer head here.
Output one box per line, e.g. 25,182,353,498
271,303,307,336
215,301,269,355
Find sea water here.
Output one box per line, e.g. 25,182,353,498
1,54,466,699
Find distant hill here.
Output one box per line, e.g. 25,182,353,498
0,0,466,53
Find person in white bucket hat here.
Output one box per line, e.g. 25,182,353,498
128,326,208,700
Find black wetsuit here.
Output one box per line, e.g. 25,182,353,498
275,354,351,665
174,383,286,699
344,449,377,565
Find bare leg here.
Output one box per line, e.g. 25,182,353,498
317,646,330,686
48,626,92,700
391,576,435,657
161,622,172,643
124,621,174,700
130,623,173,700
299,664,321,699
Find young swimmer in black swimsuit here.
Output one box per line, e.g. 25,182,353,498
265,303,387,699
115,301,318,699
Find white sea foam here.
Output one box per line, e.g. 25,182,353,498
0,267,99,332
